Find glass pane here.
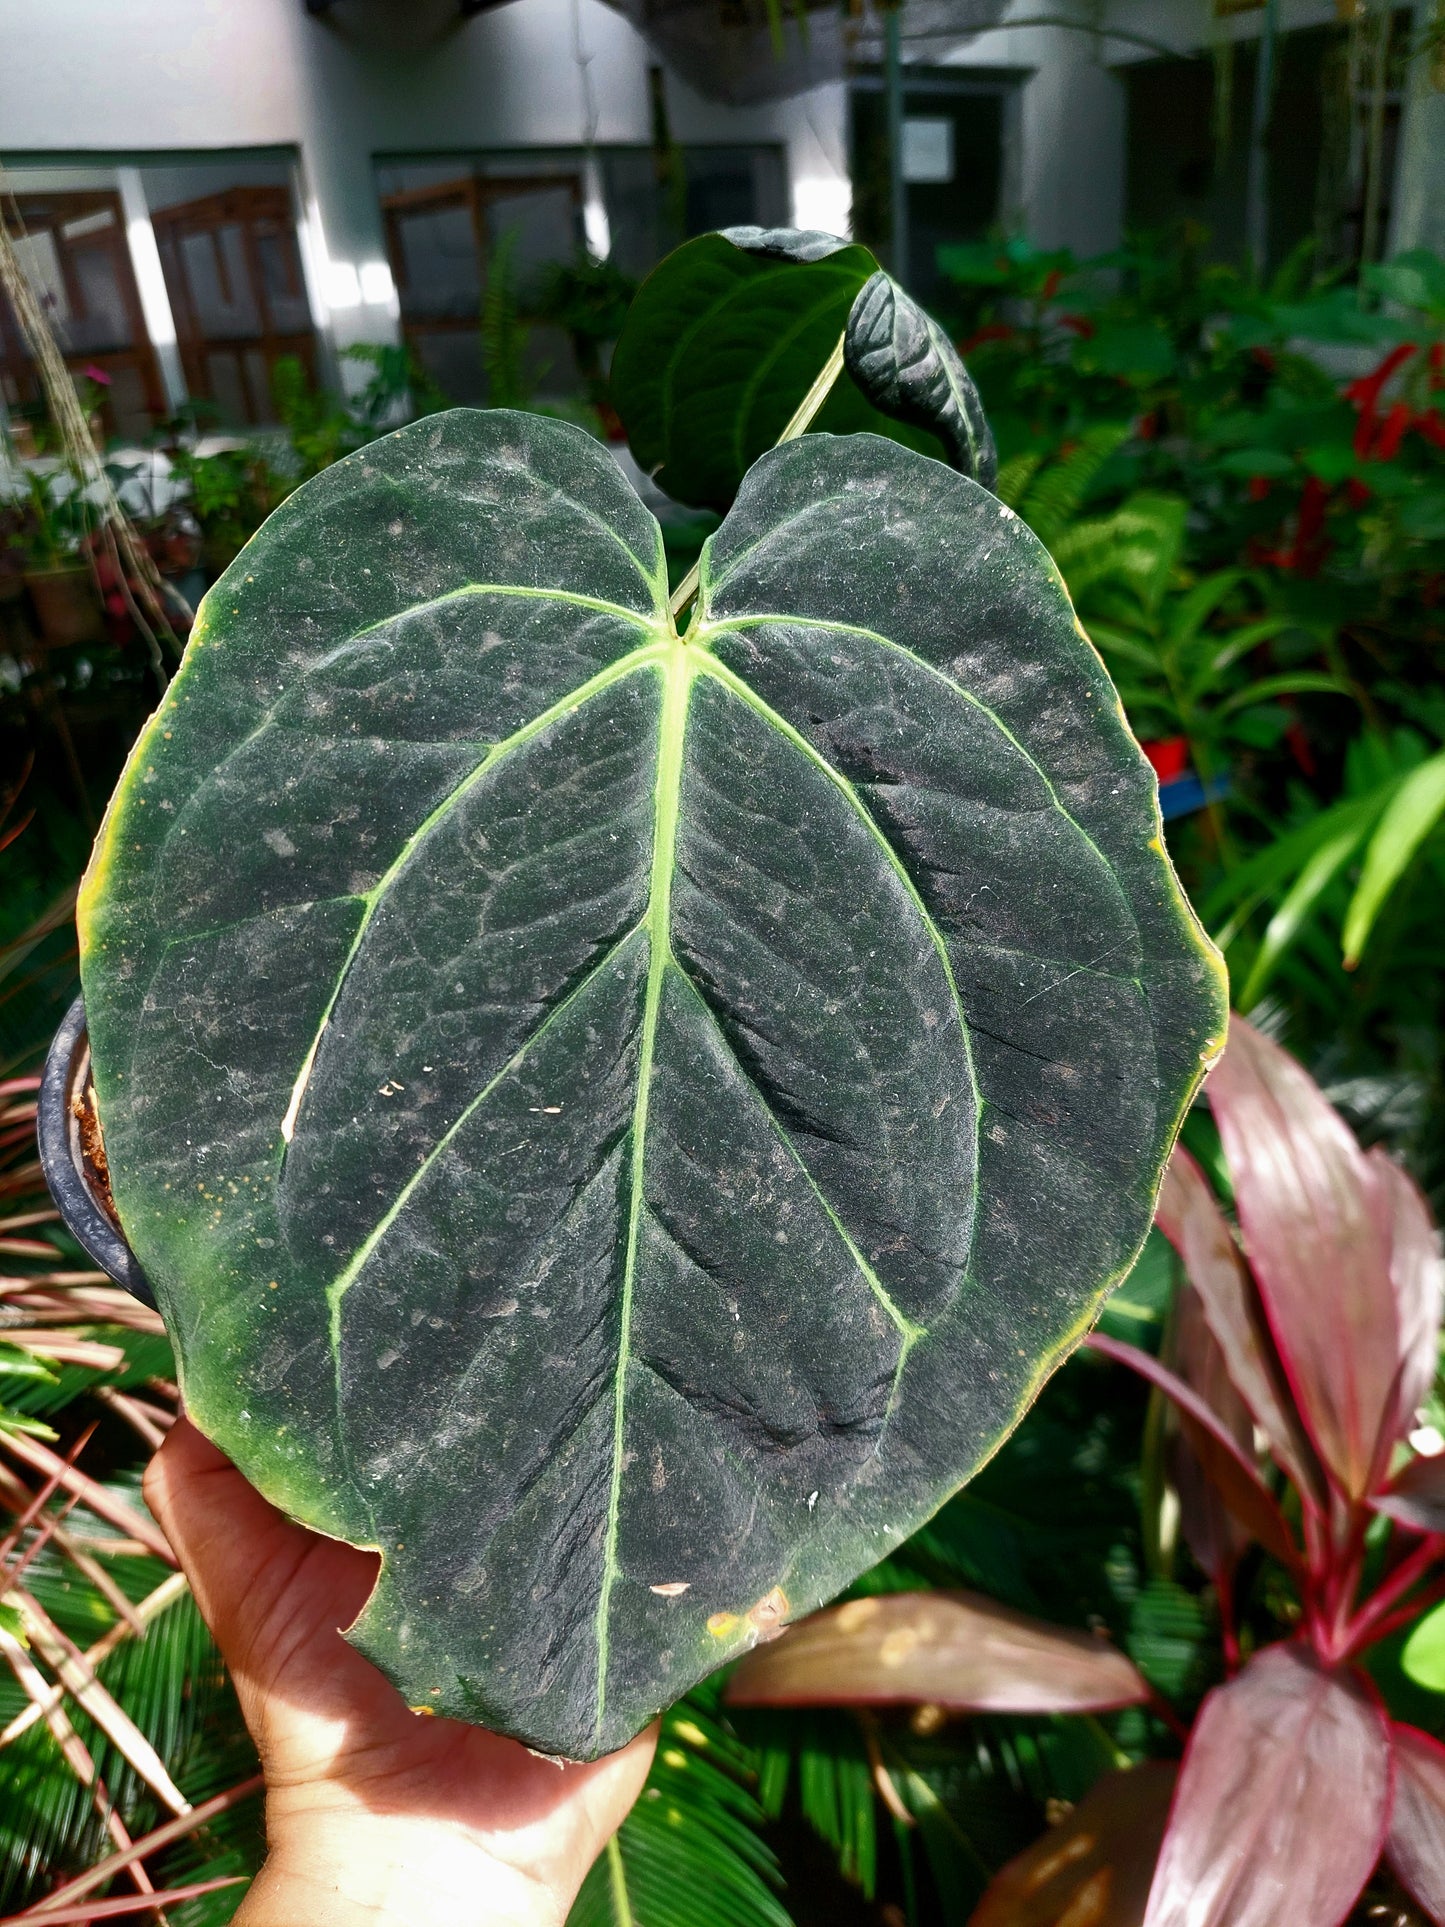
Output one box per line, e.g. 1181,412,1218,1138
67,242,135,351
179,226,261,337
254,225,310,333
395,200,481,320
408,326,482,406
204,349,250,427
11,230,71,329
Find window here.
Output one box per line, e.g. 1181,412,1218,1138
0,191,163,439
151,186,318,426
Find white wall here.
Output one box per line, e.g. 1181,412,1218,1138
943,0,1346,259
0,0,850,375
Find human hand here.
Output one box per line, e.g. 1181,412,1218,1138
144,1415,655,1927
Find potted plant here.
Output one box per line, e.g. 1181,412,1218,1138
46,227,1227,1769
19,468,102,648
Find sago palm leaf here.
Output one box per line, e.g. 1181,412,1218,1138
568,1688,790,1927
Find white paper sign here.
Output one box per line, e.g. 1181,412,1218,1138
901,117,954,185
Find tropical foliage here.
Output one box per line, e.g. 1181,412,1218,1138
4,215,1445,1925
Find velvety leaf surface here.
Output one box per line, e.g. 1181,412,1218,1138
1142,1645,1391,1927
725,1589,1149,1712
1388,1722,1445,1923
1154,1146,1322,1503
844,271,997,489
1204,1017,1402,1500
610,228,945,510
968,1764,1176,1927
79,411,1225,1759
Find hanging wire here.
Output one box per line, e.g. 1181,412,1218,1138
0,173,186,690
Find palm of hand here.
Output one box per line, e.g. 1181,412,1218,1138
145,1416,655,1926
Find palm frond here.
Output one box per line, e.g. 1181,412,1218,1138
569,1689,790,1927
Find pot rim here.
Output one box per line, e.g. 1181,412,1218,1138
38,994,156,1310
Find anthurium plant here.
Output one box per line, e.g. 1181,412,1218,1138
73,227,1225,1762
733,1014,1445,1926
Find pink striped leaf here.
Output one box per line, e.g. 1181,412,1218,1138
1142,1644,1391,1927
1205,1018,1403,1501
1387,1722,1445,1924
1374,1453,1445,1534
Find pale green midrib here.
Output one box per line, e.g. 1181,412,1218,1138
692,650,982,1198
323,917,648,1364
732,287,857,473
703,608,1145,976
278,634,668,1149
671,961,921,1344
699,610,1112,866
605,1838,635,1927
594,643,691,1739
345,581,663,645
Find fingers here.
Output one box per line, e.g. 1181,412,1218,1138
142,1414,377,1687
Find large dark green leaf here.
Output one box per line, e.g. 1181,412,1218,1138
79,408,1226,1761
610,227,960,509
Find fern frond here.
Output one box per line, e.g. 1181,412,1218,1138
1019,422,1133,550
993,451,1042,512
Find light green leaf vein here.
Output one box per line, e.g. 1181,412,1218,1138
278,633,667,1148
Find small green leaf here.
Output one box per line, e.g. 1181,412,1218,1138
1342,749,1445,966
1403,1600,1445,1692
610,228,961,511
843,271,996,489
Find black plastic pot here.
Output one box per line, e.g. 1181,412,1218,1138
38,994,155,1309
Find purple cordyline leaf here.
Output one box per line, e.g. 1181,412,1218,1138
1374,1453,1445,1534
1142,1644,1392,1927
968,1763,1176,1927
1368,1149,1444,1468
1205,1017,1402,1503
725,1589,1149,1714
1155,1146,1322,1505
1169,1284,1258,1579
1084,1332,1297,1566
1387,1723,1445,1924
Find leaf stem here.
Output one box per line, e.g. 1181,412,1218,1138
668,327,848,623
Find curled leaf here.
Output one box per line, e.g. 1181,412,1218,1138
844,271,997,490
1142,1644,1391,1927
968,1763,1176,1927
1388,1721,1445,1924
726,1589,1150,1714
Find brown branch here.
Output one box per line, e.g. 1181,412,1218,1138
18,1775,263,1918
0,1572,188,1750
0,1432,176,1565
0,1878,243,1924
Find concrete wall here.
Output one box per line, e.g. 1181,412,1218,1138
0,0,850,376
945,0,1346,261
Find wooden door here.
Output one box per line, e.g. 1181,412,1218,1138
151,186,317,426
0,191,165,439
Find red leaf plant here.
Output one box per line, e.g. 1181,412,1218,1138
729,1016,1445,1925
1098,1014,1445,1927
